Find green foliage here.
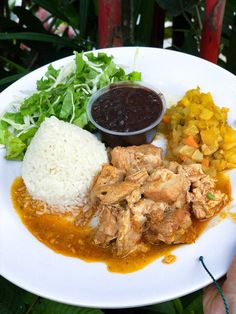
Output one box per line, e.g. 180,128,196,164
0,275,204,314
155,0,199,17
0,276,103,314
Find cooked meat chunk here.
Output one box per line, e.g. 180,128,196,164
75,205,96,227
94,182,139,205
165,161,183,174
182,164,205,183
89,144,229,258
94,205,119,247
128,198,163,229
111,144,163,174
116,208,142,257
126,188,142,206
146,207,194,245
93,164,124,187
143,169,190,207
191,175,228,219
90,164,124,203
167,162,205,183
125,169,149,185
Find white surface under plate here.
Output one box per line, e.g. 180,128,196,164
0,47,236,308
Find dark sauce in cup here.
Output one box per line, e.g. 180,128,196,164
91,85,163,133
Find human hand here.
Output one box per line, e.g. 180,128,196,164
203,256,236,314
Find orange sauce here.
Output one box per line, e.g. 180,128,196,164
11,174,231,273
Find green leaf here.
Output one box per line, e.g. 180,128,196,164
0,276,37,314
5,135,26,160
182,293,203,314
32,298,103,314
0,72,28,86
0,123,9,145
127,71,142,81
0,56,27,73
155,0,199,17
143,301,177,314
73,112,88,128
135,0,155,46
173,298,184,314
79,0,90,38
59,88,74,119
226,18,236,75
75,52,85,75
0,32,80,49
20,93,40,116
37,64,60,90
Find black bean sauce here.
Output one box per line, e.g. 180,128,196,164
91,85,163,132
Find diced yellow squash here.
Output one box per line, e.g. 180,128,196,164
158,87,236,173
199,108,214,120
178,145,195,157
192,149,203,162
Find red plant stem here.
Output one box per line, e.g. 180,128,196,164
200,0,226,63
98,0,123,48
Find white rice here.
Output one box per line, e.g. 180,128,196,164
22,116,108,208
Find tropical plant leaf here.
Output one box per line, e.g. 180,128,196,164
79,0,90,38
32,299,104,314
0,276,38,314
0,16,24,31
155,0,199,17
182,293,203,314
0,72,28,86
0,56,27,73
135,0,155,46
13,6,47,33
0,32,80,49
32,0,79,29
142,301,177,314
173,298,184,314
226,18,236,75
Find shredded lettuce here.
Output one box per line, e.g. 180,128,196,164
0,51,141,160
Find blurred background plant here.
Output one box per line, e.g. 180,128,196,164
0,0,235,92
0,0,235,312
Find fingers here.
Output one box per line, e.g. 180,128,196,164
223,256,236,295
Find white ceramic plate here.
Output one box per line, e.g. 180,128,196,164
0,47,236,309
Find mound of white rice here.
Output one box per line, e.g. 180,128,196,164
22,116,108,207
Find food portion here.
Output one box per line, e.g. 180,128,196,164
90,145,228,257
90,84,164,132
6,76,234,273
158,87,236,176
0,52,141,160
12,141,230,272
22,116,108,208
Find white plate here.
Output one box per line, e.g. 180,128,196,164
0,47,236,309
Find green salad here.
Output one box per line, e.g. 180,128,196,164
0,51,141,160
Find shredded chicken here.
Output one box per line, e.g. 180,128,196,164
94,205,119,247
190,176,228,219
116,208,142,257
86,144,229,257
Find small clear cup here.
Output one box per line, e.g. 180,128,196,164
86,81,166,147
